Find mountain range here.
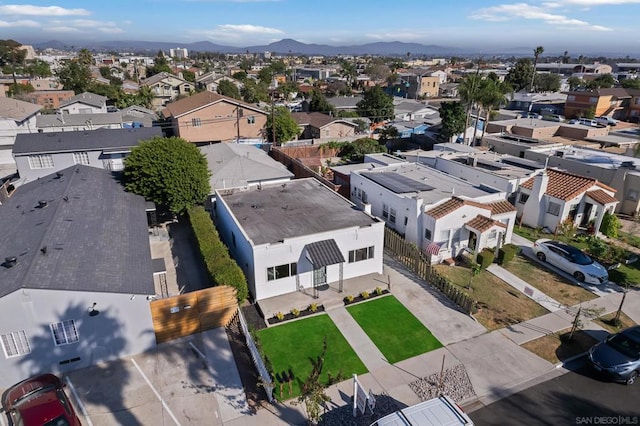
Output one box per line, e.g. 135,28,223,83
33,38,469,56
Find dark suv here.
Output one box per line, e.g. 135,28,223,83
1,373,81,426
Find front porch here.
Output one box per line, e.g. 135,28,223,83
257,271,390,321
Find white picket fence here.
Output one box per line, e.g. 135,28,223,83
237,308,274,402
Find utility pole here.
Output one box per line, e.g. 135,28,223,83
271,96,276,145
236,104,242,143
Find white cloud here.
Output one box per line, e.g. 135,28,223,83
216,24,283,34
471,3,613,31
195,23,283,43
0,19,40,28
48,26,82,33
557,0,640,4
0,5,90,16
364,30,432,42
47,18,124,34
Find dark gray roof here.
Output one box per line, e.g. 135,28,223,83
217,178,379,245
0,165,154,297
37,112,123,128
305,239,345,268
59,92,107,109
13,127,162,155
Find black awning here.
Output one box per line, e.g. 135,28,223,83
305,239,345,268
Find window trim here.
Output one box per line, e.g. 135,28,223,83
50,319,79,346
1,330,31,358
266,262,297,281
28,154,55,170
547,201,561,216
72,151,90,165
348,246,375,263
192,117,202,127
519,193,529,204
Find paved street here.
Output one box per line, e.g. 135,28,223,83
469,359,640,426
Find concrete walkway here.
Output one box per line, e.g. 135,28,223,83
327,306,389,371
487,264,565,312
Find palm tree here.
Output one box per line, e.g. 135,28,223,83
479,79,511,146
458,68,482,145
530,46,544,92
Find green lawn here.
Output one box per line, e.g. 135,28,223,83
346,296,442,363
609,260,640,287
256,314,366,401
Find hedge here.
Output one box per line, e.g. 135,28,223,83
476,248,495,269
188,206,249,302
497,243,520,265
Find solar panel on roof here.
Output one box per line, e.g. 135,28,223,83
361,172,433,194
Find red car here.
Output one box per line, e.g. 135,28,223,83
1,373,81,426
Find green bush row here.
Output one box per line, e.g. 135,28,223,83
187,206,249,302
497,243,520,265
476,248,495,269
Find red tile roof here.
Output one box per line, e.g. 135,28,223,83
586,189,618,205
425,197,490,219
465,215,506,233
520,169,615,201
487,200,517,215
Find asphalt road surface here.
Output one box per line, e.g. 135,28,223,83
470,359,640,426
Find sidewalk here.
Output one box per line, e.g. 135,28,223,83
487,264,564,312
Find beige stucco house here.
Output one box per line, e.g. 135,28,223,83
142,72,195,111
292,112,358,140
162,91,268,144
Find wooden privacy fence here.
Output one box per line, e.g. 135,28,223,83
150,286,238,344
384,228,476,314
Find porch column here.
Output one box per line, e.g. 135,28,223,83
593,205,605,238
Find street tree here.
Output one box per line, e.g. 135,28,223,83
621,79,640,89
458,71,483,144
479,79,510,145
356,85,394,124
265,106,300,143
439,101,466,142
568,76,584,91
292,338,334,425
25,59,51,78
586,74,616,89
123,136,210,215
530,46,544,91
217,79,241,100
506,58,534,92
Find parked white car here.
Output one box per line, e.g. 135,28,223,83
595,116,617,126
532,239,609,284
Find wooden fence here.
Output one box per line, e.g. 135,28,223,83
150,286,238,344
384,228,476,314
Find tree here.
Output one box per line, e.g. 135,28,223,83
265,106,300,143
479,79,510,145
356,85,394,124
458,71,483,145
352,118,369,134
241,79,269,103
147,51,171,77
621,79,640,90
77,48,94,66
309,89,335,115
568,76,584,91
292,338,333,425
25,59,51,78
123,136,210,215
99,66,111,79
600,211,620,238
377,125,399,144
217,79,241,100
0,39,27,85
530,46,544,91
535,73,561,92
56,60,92,94
439,101,466,141
506,58,534,92
338,137,386,161
182,70,195,83
364,62,391,82
587,74,616,89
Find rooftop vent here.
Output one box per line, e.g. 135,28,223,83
55,171,64,179
41,246,48,255
4,256,17,268
621,161,636,169
38,200,48,208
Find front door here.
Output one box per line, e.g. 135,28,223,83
581,203,593,227
313,266,327,288
468,232,478,253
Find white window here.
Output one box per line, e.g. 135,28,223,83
247,115,255,124
627,190,638,201
439,229,452,248
589,97,598,104
547,202,561,216
192,117,202,127
382,204,389,219
349,246,375,263
50,320,79,346
361,190,368,203
488,230,498,240
519,193,529,204
267,263,297,281
79,108,91,114
28,154,54,169
424,228,432,240
389,207,396,224
1,331,31,358
73,151,90,165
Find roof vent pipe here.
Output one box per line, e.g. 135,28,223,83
4,256,17,268
38,200,48,208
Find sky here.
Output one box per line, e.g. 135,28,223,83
1,0,639,54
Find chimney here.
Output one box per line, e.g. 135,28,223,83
521,170,548,228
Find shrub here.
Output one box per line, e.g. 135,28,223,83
361,291,370,299
308,303,318,313
344,295,355,303
275,312,285,321
599,211,620,238
375,286,383,296
188,206,249,302
290,308,300,317
476,248,495,269
497,243,520,265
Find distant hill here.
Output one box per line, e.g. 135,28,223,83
30,38,465,56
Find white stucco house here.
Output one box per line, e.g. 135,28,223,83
213,178,385,306
349,162,517,263
517,168,619,234
0,165,156,387
0,97,42,171
58,92,108,114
